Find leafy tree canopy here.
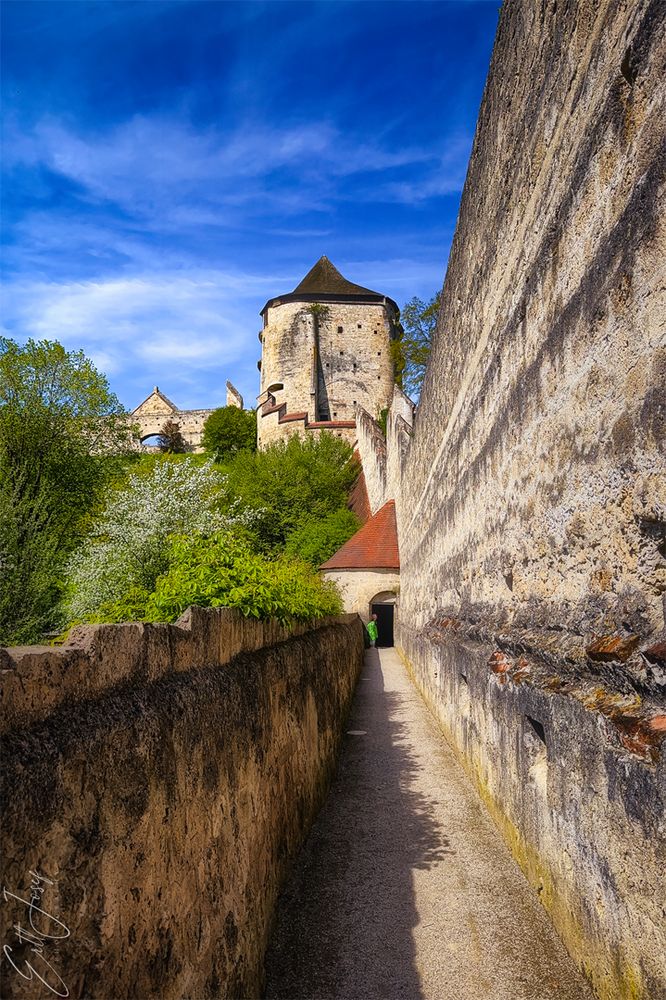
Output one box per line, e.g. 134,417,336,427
221,432,360,551
158,419,188,453
71,531,342,627
202,406,256,462
0,338,128,644
284,509,361,566
64,457,245,623
399,292,441,397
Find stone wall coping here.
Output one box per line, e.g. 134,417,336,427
0,608,357,736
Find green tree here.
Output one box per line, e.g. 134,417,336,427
400,291,441,397
76,531,342,627
158,418,188,453
221,432,360,551
63,457,245,623
284,509,360,566
202,406,256,462
0,338,128,644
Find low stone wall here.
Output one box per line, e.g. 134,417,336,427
397,623,666,1000
0,609,364,999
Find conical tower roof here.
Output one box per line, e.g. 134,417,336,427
292,256,381,297
260,257,398,317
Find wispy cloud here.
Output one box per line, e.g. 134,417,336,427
5,113,471,222
2,0,499,409
1,270,277,407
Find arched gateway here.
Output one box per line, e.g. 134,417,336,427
319,500,400,646
129,382,243,452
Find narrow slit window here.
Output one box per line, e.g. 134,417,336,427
526,716,546,745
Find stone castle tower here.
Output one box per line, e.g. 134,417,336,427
256,256,400,448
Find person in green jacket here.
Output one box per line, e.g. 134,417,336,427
366,614,379,647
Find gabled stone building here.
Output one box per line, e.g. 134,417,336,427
130,381,243,451
256,257,401,448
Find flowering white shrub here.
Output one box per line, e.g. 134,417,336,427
64,458,252,622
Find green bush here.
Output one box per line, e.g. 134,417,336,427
81,531,342,626
63,457,240,623
284,509,360,566
222,432,359,551
202,406,256,462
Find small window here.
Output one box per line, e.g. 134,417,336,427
333,411,337,417
526,716,546,745
326,362,330,367
353,399,357,404
357,323,362,329
340,350,344,355
377,351,381,356
337,326,343,333
377,375,381,380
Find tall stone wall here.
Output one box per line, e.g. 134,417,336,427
385,386,415,510
399,625,665,1000
354,405,387,514
393,1,666,997
399,0,665,652
354,388,414,517
0,609,363,999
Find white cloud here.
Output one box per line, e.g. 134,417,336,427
2,270,279,408
5,113,471,219
3,110,468,408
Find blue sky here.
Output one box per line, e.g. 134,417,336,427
2,0,499,411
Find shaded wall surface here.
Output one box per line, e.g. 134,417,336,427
394,1,666,998
0,609,363,999
399,0,665,651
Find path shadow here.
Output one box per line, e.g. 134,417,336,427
263,648,454,1000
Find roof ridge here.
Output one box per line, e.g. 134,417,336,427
292,256,381,298
132,386,179,414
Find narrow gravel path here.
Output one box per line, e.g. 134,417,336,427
264,647,593,1000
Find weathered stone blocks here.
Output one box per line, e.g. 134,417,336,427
0,610,363,999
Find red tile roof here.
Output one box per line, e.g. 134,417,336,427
320,500,399,570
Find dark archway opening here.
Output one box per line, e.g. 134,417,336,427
371,603,394,647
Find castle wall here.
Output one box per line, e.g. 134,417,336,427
354,387,414,516
354,406,387,514
390,1,665,995
0,609,363,999
130,408,216,452
129,388,218,452
398,0,665,644
258,300,396,448
385,386,415,511
398,625,665,1000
